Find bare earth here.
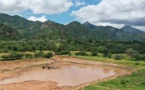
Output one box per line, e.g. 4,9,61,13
0,56,132,90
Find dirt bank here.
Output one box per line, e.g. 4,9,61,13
0,57,132,90
0,81,60,90
0,58,55,80
62,57,132,70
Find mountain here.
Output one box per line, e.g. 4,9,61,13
0,23,22,40
0,13,145,41
83,22,145,41
83,21,97,29
0,13,33,29
65,21,94,41
120,25,145,41
121,25,144,34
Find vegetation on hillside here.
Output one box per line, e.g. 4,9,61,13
0,23,22,40
0,13,145,41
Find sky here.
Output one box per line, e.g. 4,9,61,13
0,0,145,31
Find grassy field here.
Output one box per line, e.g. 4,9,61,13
74,56,145,90
74,56,145,68
82,68,145,90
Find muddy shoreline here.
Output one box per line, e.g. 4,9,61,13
0,57,133,90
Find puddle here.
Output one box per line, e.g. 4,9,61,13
0,63,123,86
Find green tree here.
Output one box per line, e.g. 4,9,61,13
75,51,88,56
13,46,18,51
91,52,98,56
25,53,33,58
125,48,140,59
102,48,110,57
34,51,43,58
114,54,125,60
55,50,70,55
43,52,53,58
2,52,24,61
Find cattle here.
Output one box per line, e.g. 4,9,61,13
42,65,60,69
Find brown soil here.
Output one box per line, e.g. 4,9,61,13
0,57,132,90
0,58,55,80
0,81,60,90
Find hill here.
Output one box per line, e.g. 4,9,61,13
0,13,145,41
121,25,144,34
0,23,22,40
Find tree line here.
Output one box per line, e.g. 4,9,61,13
0,40,145,61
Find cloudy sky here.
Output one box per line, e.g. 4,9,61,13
0,0,145,31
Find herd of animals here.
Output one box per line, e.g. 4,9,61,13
42,65,61,69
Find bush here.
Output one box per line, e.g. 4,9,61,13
2,52,24,61
25,53,33,58
113,54,124,60
102,48,110,57
107,53,112,58
125,48,140,59
91,52,98,56
1,55,11,60
43,52,53,58
75,51,88,56
136,55,145,61
34,51,43,58
34,51,53,58
55,50,70,55
120,79,130,85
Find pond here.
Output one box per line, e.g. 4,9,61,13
0,63,123,86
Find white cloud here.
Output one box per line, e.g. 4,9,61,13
0,0,73,14
28,15,47,22
133,26,145,32
75,0,86,7
72,0,145,29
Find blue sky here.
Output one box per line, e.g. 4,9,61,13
0,0,145,31
19,0,102,24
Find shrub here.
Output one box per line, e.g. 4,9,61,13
91,52,98,56
107,53,112,58
43,52,53,58
120,79,130,85
135,62,140,65
55,50,70,55
125,48,140,59
102,48,110,57
1,55,10,60
34,51,53,58
34,51,43,58
113,54,124,60
2,52,24,61
75,51,88,56
136,55,145,61
25,53,33,58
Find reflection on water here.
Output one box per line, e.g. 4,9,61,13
0,64,119,86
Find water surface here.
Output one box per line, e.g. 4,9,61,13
0,64,121,86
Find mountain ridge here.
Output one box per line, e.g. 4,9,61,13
121,25,144,34
0,13,145,41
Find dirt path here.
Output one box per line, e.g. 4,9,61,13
0,57,133,90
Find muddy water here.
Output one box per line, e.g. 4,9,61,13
0,64,123,86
